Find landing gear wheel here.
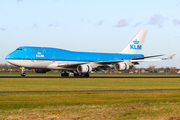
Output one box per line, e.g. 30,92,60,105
21,67,26,77
65,73,69,77
74,73,80,77
61,73,64,77
84,73,89,77
61,73,69,77
21,73,26,77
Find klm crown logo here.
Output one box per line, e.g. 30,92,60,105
130,39,142,50
133,39,139,44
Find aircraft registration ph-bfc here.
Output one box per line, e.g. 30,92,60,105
5,30,175,77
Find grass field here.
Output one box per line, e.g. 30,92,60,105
0,78,180,91
1,91,180,120
1,71,180,76
0,76,180,119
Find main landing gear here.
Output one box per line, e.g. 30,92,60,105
83,73,89,77
21,67,26,77
61,71,90,77
61,72,69,77
74,73,89,77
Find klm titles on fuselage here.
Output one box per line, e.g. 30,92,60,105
130,39,142,50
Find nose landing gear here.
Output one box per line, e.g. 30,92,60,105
21,67,26,77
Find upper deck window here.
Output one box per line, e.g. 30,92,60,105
16,48,23,50
31,50,43,52
46,50,55,52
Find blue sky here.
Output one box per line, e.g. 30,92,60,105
1,0,180,68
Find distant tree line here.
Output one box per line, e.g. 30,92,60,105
0,63,19,72
126,66,177,73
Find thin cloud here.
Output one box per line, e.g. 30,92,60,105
113,19,129,27
48,22,59,27
174,36,180,39
148,14,167,27
24,23,39,31
177,2,180,6
17,0,23,3
33,23,38,28
96,20,104,26
0,28,6,31
173,19,180,25
132,22,142,27
81,18,84,22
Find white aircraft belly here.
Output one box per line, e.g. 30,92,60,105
6,60,52,68
6,59,83,70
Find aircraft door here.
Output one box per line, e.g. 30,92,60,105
43,49,46,54
52,55,55,62
31,55,34,62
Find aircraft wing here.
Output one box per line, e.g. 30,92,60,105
130,54,176,62
55,54,175,70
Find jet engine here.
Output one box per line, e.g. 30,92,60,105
77,65,92,73
34,69,51,73
114,62,130,71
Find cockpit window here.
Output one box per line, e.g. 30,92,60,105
16,48,23,50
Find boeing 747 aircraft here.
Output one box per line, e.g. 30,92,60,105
5,30,175,77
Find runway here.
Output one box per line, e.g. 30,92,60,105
0,89,180,93
1,76,180,78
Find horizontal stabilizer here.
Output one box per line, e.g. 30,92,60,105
162,54,176,60
131,54,176,62
132,54,164,60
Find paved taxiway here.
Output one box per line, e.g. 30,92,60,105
1,76,180,78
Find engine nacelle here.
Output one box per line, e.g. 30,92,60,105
114,62,130,71
34,69,51,73
77,65,92,73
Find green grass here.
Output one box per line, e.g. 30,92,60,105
1,91,180,110
0,78,180,119
0,91,180,119
0,78,180,91
0,72,62,76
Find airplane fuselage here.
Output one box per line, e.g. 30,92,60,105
5,46,144,70
5,30,175,77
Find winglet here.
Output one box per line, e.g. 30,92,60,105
163,54,176,60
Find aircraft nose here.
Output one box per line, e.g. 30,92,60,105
5,54,11,60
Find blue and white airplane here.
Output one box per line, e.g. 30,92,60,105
5,30,175,77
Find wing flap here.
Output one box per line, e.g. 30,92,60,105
57,62,87,68
54,54,175,69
